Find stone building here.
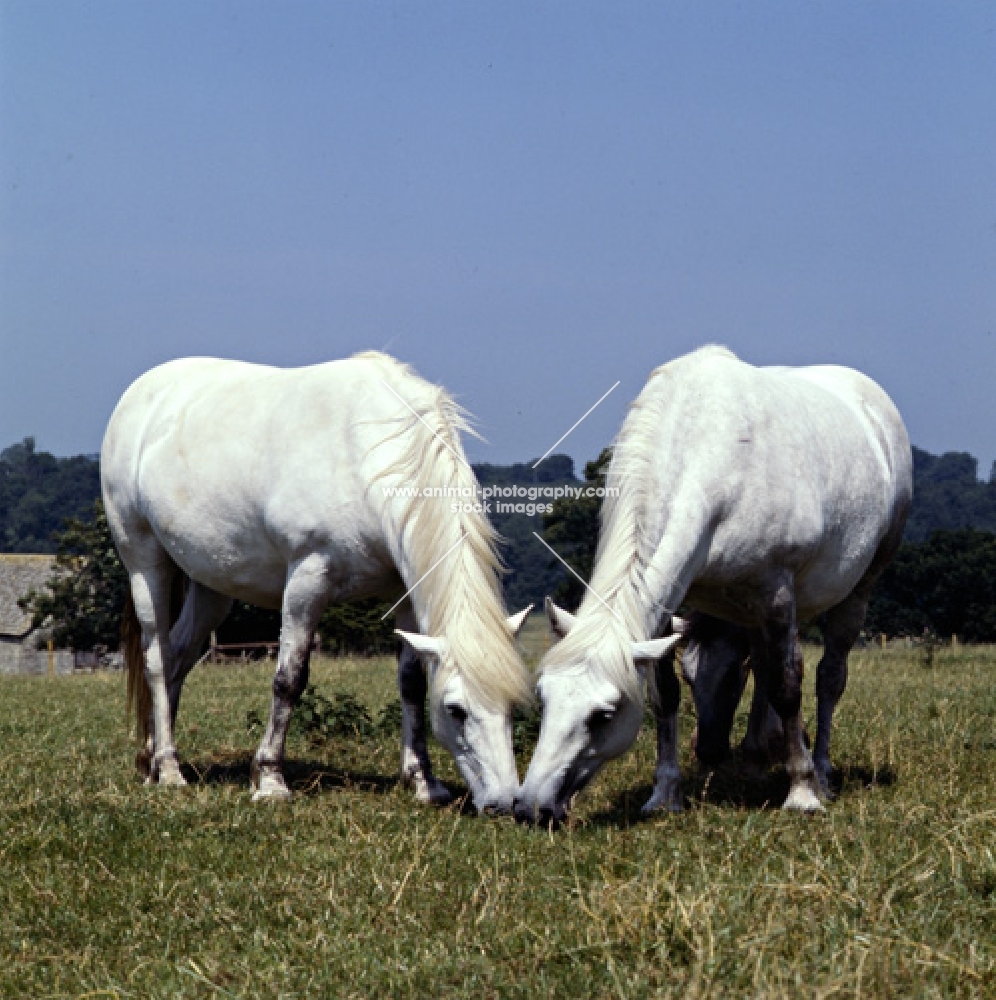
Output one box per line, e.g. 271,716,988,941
0,554,73,674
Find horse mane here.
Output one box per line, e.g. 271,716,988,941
541,345,739,699
356,351,531,713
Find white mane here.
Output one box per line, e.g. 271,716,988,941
357,352,531,713
542,346,739,698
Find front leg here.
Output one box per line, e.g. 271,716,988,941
252,569,324,801
758,579,824,813
398,643,452,806
642,653,682,814
740,634,801,776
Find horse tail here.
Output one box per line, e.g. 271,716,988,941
122,589,151,745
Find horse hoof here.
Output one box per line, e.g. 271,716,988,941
135,750,153,779
252,784,293,803
815,765,836,800
414,779,453,807
782,784,825,813
157,765,187,788
251,765,292,801
641,786,683,815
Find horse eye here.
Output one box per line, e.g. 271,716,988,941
446,704,468,724
588,708,615,730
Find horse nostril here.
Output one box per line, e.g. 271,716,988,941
512,798,534,824
536,807,562,830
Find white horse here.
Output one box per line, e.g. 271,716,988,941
102,352,532,813
515,346,911,823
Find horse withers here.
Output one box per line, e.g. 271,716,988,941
102,352,532,813
515,346,911,824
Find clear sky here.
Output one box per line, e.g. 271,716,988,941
2,2,994,477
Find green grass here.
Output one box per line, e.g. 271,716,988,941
1,638,994,998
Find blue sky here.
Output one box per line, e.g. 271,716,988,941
2,2,994,476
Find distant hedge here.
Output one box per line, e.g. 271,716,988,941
865,529,996,641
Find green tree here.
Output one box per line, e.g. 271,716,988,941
541,448,612,610
866,529,996,641
19,500,128,649
0,438,102,553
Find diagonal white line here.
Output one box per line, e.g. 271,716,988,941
531,532,624,624
380,379,473,471
382,532,467,620
532,380,620,469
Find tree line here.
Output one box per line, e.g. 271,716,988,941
4,437,996,647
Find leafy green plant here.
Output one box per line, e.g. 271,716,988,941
288,686,375,742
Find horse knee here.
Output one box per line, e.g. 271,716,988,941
398,655,427,705
273,659,310,703
652,663,680,717
765,669,802,720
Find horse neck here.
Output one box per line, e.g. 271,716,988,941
401,495,505,638
393,491,529,710
579,481,661,642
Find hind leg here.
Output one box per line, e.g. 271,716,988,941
814,593,866,796
168,582,234,727
251,559,326,801
757,576,823,813
129,560,186,786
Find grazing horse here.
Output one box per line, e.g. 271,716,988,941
515,346,911,824
102,352,532,813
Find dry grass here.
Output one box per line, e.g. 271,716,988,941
0,633,993,998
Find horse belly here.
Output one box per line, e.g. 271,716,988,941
146,500,289,609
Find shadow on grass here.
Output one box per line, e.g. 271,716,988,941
585,760,898,828
181,753,475,809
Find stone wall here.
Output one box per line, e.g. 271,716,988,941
0,640,74,675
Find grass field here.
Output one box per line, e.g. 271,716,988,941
1,623,994,998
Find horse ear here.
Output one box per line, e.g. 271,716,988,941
506,604,534,637
395,630,447,661
631,634,681,662
670,615,692,636
545,596,576,638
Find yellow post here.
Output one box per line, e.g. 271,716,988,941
880,633,887,650
952,634,958,649
48,638,54,675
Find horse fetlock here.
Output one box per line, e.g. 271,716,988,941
404,765,452,806
250,758,292,802
134,747,153,779
152,752,186,787
642,771,683,815
741,749,768,776
420,778,454,807
814,758,835,799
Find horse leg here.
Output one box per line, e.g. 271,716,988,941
130,561,186,787
168,582,233,729
740,640,773,778
642,652,682,814
251,563,325,801
757,577,823,812
814,592,866,797
397,643,453,807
